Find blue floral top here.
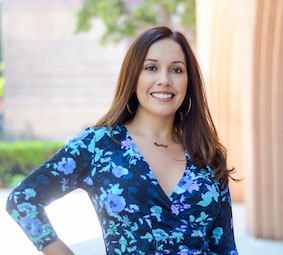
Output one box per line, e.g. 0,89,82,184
6,125,238,255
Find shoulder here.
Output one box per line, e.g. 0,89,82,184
188,161,216,181
66,126,108,142
188,161,223,192
199,166,231,199
65,125,124,148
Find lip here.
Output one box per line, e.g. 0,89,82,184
150,91,175,102
151,90,175,95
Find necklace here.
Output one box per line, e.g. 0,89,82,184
154,141,175,148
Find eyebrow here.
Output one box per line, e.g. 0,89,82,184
144,58,186,66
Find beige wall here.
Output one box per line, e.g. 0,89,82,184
197,0,283,239
2,0,126,140
196,0,254,202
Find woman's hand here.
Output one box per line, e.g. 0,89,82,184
42,239,75,255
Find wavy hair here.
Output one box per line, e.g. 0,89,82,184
95,27,236,189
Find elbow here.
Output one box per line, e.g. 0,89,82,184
6,186,22,216
6,189,16,215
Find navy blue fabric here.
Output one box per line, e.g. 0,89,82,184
6,125,238,254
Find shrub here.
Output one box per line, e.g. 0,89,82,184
0,140,64,187
0,77,4,98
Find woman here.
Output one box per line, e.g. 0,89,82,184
6,27,238,255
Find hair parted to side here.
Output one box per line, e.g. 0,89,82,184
95,26,236,189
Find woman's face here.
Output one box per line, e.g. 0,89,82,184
135,38,188,120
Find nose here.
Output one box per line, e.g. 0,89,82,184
157,69,171,86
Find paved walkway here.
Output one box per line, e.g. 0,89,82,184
1,188,283,255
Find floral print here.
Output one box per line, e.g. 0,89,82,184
104,194,126,215
6,125,238,254
20,217,43,236
57,157,76,175
112,166,129,178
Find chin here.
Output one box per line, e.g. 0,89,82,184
152,111,176,119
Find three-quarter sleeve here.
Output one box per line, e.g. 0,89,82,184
209,186,238,255
6,127,96,251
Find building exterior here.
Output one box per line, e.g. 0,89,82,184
2,0,126,140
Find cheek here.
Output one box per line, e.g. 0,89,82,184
179,78,188,99
135,78,145,103
136,74,151,96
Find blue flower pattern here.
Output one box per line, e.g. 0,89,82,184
6,125,238,254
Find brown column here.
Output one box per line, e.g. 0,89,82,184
272,0,283,239
197,0,283,239
251,0,283,239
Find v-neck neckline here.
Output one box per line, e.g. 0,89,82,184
121,124,190,202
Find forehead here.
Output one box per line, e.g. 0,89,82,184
145,38,186,61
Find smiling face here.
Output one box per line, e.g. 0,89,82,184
135,38,188,120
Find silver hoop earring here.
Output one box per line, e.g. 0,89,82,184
185,97,192,116
127,103,134,114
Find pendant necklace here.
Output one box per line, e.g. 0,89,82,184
154,141,175,148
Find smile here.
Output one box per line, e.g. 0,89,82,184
151,93,174,99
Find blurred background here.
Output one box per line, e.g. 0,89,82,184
0,0,282,254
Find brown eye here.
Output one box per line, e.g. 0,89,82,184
145,66,157,71
172,68,183,73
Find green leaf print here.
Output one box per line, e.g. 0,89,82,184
189,215,196,222
51,171,59,176
91,167,96,176
108,183,123,195
124,229,135,239
23,188,36,200
131,222,138,232
94,148,102,162
88,138,95,153
127,246,137,252
191,229,204,238
197,184,219,207
119,236,127,252
141,232,153,242
171,231,184,242
95,129,105,142
105,220,120,237
125,204,139,213
101,164,111,172
11,209,20,222
157,243,164,251
114,248,122,255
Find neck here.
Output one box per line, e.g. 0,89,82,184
125,108,178,143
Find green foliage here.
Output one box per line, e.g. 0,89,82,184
180,0,196,35
0,62,4,98
0,140,64,187
76,0,196,44
0,77,4,98
9,174,26,187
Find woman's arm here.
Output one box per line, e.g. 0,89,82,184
6,127,96,252
42,239,75,255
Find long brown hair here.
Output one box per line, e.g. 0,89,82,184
95,26,235,189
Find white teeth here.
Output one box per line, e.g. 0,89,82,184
151,93,173,99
